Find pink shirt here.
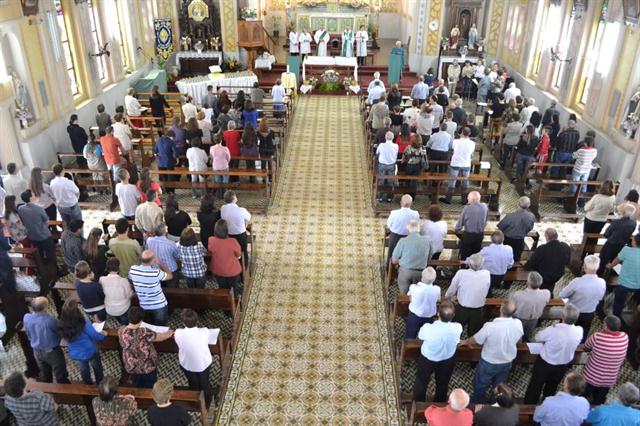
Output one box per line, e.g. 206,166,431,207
424,405,473,426
210,144,231,171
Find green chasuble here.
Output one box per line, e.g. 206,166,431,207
388,47,404,84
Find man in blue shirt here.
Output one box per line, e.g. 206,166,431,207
18,190,55,262
533,373,590,426
586,382,640,426
145,224,179,288
410,76,429,106
154,129,178,194
23,297,70,383
477,230,514,296
412,302,463,403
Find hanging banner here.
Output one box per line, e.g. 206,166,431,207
154,18,174,59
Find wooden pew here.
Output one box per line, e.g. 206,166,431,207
373,173,503,215
25,382,207,425
530,179,619,220
9,247,56,297
408,401,536,425
42,168,115,209
515,162,601,195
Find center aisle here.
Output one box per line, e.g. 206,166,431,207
217,96,401,424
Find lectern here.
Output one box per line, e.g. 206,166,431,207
237,20,265,71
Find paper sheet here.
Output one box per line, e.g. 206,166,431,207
141,322,169,334
208,328,220,345
526,343,543,354
92,322,105,333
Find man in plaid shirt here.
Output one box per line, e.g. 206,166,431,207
4,371,59,425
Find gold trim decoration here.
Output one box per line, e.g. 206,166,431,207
425,0,443,55
221,0,238,52
487,0,505,56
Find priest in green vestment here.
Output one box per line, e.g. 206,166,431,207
388,41,404,84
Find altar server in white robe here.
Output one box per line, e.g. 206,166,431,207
298,30,313,59
289,29,300,55
355,26,369,65
367,71,386,93
341,28,354,58
314,28,330,56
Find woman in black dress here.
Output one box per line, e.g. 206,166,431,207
149,85,170,126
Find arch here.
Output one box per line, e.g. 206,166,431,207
0,30,35,119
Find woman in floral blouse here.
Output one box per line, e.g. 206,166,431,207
402,138,426,199
92,376,137,426
4,195,29,244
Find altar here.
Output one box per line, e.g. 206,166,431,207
176,71,258,105
176,51,223,76
302,56,358,82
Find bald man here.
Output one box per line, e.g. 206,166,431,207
23,297,70,383
128,250,174,326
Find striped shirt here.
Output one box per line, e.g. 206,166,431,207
128,265,168,310
583,330,629,387
145,236,179,272
572,147,597,174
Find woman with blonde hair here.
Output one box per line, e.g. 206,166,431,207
28,167,57,220
196,110,212,145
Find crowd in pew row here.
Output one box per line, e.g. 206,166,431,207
366,64,601,204
386,188,640,425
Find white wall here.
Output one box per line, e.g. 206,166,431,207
379,12,401,40
18,66,150,168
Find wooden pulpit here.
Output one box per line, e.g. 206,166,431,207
237,20,265,71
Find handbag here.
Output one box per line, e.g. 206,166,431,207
420,149,429,171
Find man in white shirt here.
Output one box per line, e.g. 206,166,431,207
367,80,385,105
186,139,210,198
182,96,198,121
3,163,28,198
386,194,419,267
367,71,385,94
49,163,82,224
174,309,214,408
124,88,142,117
402,100,421,129
376,132,399,203
462,302,523,403
445,253,490,336
115,169,140,220
271,80,286,118
559,255,606,341
406,267,441,338
112,113,132,154
221,190,251,266
524,303,584,404
504,82,521,103
429,97,444,128
413,302,463,402
520,98,539,124
440,127,476,204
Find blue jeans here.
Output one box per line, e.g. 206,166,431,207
112,311,130,326
377,163,396,200
58,204,82,225
213,173,229,184
185,276,206,289
570,170,589,193
405,312,434,339
76,351,104,385
447,166,471,190
473,358,512,403
613,285,640,317
553,151,573,176
515,154,535,178
501,145,515,165
146,305,169,326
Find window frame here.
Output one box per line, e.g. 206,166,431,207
87,0,109,84
53,0,82,98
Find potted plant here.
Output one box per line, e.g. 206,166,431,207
240,7,258,20
270,15,281,38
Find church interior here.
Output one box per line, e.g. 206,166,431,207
0,0,640,424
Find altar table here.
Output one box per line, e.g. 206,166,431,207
175,72,258,105
176,51,223,76
302,56,358,82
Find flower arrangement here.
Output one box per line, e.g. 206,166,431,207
209,36,221,51
240,7,258,20
622,112,639,138
321,69,340,83
221,59,244,72
342,76,356,88
304,76,319,87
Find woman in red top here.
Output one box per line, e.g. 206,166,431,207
136,167,162,206
394,123,416,173
536,125,551,173
223,121,242,183
208,219,242,296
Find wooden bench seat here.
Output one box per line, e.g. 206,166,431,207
530,178,619,220
515,162,601,195
408,401,536,425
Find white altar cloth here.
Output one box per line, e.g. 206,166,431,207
175,72,258,106
302,56,358,82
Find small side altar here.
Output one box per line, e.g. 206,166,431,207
176,51,223,76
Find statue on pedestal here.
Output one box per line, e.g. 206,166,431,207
10,70,33,128
468,24,478,49
450,25,460,49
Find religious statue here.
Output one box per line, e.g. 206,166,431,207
314,28,330,56
450,25,460,49
477,37,486,53
10,70,32,128
210,36,221,51
297,30,313,58
622,88,640,137
388,40,404,84
289,28,300,55
468,24,478,49
355,25,369,65
194,40,204,54
341,28,354,58
180,36,192,51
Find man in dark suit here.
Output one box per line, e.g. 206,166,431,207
525,227,572,292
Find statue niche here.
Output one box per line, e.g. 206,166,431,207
447,0,483,49
179,0,222,50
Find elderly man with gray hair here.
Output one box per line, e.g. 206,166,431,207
392,220,432,295
559,255,606,341
524,303,584,404
424,388,473,425
586,382,640,424
453,191,489,260
497,196,535,261
405,267,440,338
477,230,514,296
510,272,551,341
445,253,491,336
376,131,398,203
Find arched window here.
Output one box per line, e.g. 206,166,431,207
530,2,563,78
576,2,608,106
53,0,81,96
87,0,107,83
103,0,129,72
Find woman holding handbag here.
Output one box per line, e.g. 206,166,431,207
402,138,427,200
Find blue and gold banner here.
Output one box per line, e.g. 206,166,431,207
154,18,173,59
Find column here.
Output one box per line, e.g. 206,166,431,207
219,0,239,59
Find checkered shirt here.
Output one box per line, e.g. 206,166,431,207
178,242,207,278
